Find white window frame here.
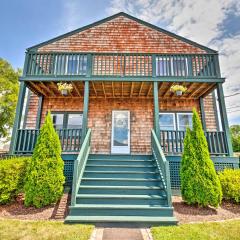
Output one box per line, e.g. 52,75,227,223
176,112,193,130
111,110,130,154
159,112,176,130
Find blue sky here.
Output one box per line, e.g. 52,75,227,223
0,0,239,125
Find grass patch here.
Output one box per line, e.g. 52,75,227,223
151,220,240,240
0,218,94,240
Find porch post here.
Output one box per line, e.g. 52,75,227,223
81,81,89,143
212,91,220,131
216,83,233,156
153,81,160,138
9,82,27,154
36,95,43,129
199,97,207,131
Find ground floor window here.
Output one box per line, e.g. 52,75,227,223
159,112,193,131
51,112,83,129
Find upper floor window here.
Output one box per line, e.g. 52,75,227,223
156,57,188,76
54,55,87,75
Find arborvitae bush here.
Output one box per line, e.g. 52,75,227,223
24,111,65,208
180,108,222,207
0,157,30,204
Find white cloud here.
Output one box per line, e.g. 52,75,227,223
107,0,240,124
60,0,83,32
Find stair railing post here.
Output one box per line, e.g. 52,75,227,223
153,81,160,139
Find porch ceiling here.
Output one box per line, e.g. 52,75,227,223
26,81,216,99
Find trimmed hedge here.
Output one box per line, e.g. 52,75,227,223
0,157,30,204
219,169,240,203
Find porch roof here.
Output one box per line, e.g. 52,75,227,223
26,80,215,99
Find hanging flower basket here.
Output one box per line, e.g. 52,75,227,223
170,85,187,96
57,83,73,96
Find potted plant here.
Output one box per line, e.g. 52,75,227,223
57,82,73,96
170,84,187,96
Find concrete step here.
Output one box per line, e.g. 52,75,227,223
65,215,178,225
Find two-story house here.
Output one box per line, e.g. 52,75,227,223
9,12,238,224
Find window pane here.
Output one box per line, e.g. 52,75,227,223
178,114,192,130
159,114,175,130
51,114,64,129
67,114,83,129
67,55,78,74
156,57,171,76
172,58,188,76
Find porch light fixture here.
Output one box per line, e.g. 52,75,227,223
170,84,187,96
57,82,73,96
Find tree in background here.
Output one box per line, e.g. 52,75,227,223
230,125,240,152
0,58,21,140
24,111,65,208
180,108,222,207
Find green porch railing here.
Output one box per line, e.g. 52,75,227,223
159,130,228,155
24,52,218,78
15,128,82,154
151,129,172,206
71,128,91,206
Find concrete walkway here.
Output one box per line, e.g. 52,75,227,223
90,227,153,240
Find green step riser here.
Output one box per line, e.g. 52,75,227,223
85,166,156,171
78,189,165,195
83,172,159,178
87,160,154,166
89,155,152,160
81,180,162,187
69,208,173,217
76,198,167,205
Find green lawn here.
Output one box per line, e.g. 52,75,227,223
151,220,240,240
0,219,94,240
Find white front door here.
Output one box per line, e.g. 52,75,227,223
111,110,130,154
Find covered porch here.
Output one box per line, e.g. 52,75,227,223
10,79,232,157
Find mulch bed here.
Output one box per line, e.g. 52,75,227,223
0,194,239,224
0,193,69,221
173,196,240,224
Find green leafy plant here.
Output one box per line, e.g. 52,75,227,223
0,58,21,140
180,108,222,207
24,111,65,208
230,125,240,152
0,157,30,204
219,169,240,203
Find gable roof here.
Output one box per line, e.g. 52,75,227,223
27,12,217,53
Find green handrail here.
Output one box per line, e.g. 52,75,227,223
71,128,91,206
151,129,172,207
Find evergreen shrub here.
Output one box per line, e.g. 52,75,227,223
180,108,222,207
24,111,65,208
